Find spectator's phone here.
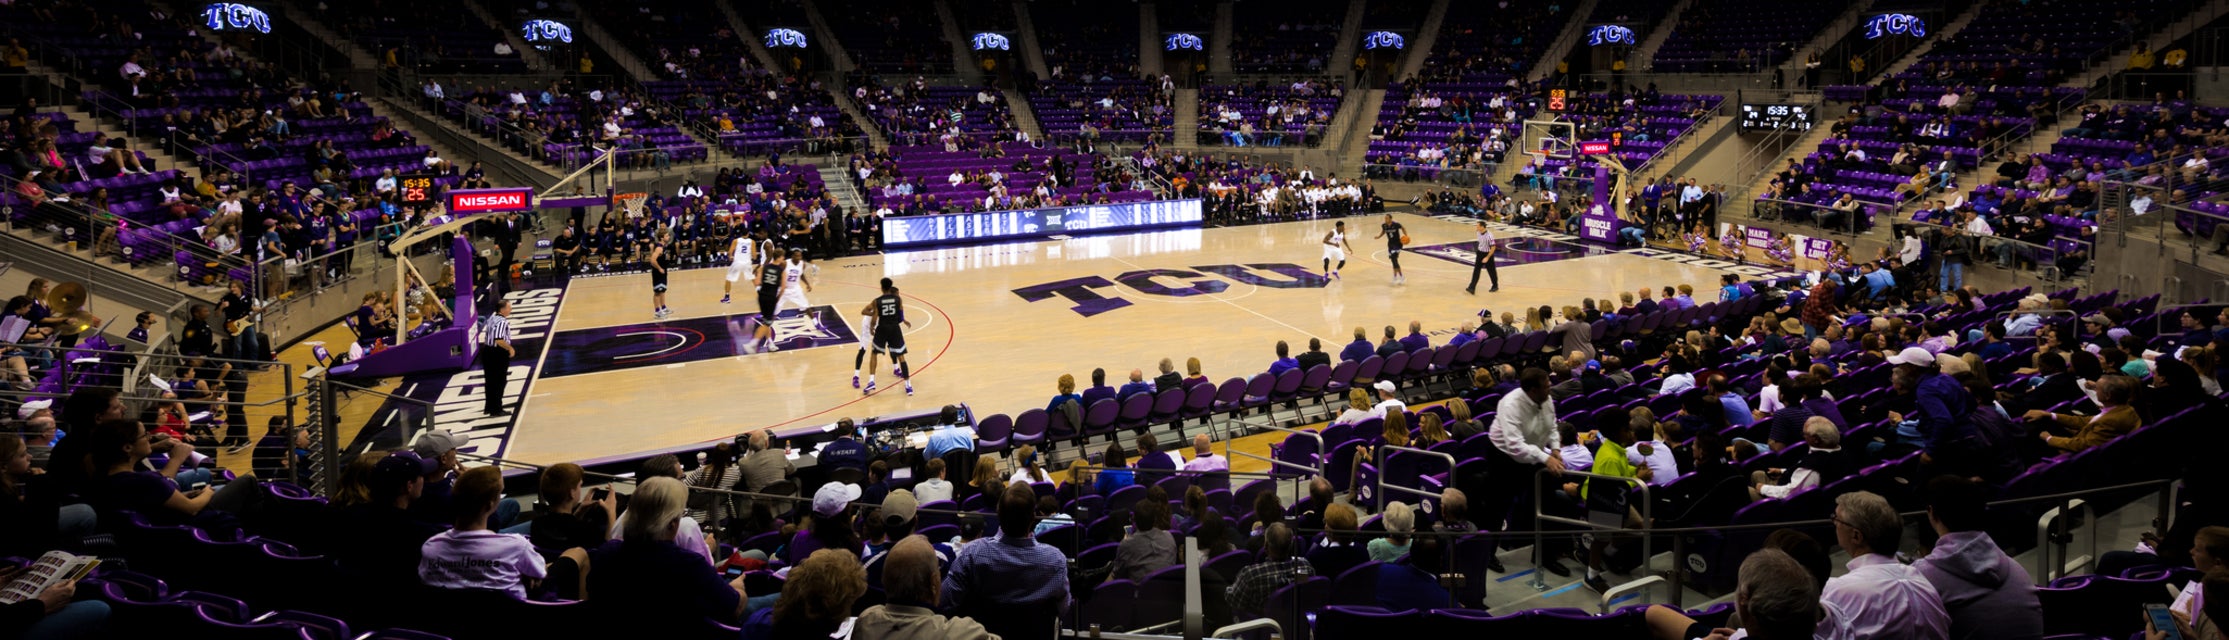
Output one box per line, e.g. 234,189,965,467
2148,604,2184,640
591,487,611,502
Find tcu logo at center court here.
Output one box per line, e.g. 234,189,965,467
1012,263,1327,317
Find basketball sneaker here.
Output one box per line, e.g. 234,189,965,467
904,380,914,396
862,380,877,395
720,294,731,304
852,374,860,389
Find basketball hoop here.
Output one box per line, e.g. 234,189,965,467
612,192,648,217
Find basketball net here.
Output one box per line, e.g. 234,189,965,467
613,192,648,218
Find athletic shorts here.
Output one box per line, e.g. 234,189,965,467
651,272,669,291
1323,246,1345,262
725,262,749,282
778,287,810,312
873,332,906,356
758,287,781,318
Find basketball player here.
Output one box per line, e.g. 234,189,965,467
1321,220,1351,279
1374,213,1407,284
721,227,759,304
648,232,673,318
1467,220,1499,294
752,246,787,351
774,248,814,319
859,278,915,396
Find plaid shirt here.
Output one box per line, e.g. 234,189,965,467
1227,557,1315,614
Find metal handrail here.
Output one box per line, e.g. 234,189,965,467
2149,302,2224,342
1991,308,2081,345
1374,444,1456,507
1531,466,1652,597
1222,417,1327,480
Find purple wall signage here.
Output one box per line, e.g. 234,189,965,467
1577,164,1618,244
1801,237,1835,260
1745,226,1775,249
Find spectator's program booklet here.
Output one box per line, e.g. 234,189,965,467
0,551,100,604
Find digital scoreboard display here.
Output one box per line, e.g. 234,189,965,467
882,199,1203,248
1740,104,1814,132
399,175,438,206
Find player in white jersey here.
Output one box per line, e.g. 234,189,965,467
1321,220,1351,279
720,228,763,304
775,248,813,317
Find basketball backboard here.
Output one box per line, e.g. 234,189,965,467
1523,119,1578,160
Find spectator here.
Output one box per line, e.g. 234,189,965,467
1825,491,1951,639
86,419,255,526
612,455,715,564
1887,347,1979,473
419,466,551,598
1375,326,1404,359
1372,380,1407,417
1047,374,1085,414
924,406,976,462
1154,358,1185,391
1268,341,1300,376
1307,503,1371,580
1569,408,1648,593
855,536,996,640
588,476,749,631
793,482,864,564
1031,496,1074,537
1095,444,1134,495
1377,535,1451,609
338,452,447,593
0,556,107,638
1752,418,1854,501
1107,499,1177,583
1485,368,1561,531
1367,501,1416,562
1117,369,1155,401
1646,549,1851,640
1400,321,1430,352
1341,327,1375,362
1914,476,2044,640
0,434,74,558
1228,523,1313,615
1009,445,1054,486
528,462,615,554
1183,434,1229,472
1082,368,1119,406
740,549,867,640
1331,390,1376,427
2026,375,2140,452
737,431,796,507
1713,375,1757,428
943,483,1071,640
1296,338,1332,372
916,458,955,503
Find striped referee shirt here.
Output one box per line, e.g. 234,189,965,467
482,313,511,346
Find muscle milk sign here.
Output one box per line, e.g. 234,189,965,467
448,188,535,214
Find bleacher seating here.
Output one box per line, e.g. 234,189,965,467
1650,0,1842,73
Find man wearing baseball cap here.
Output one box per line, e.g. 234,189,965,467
408,430,465,525
1371,380,1406,418
862,489,955,585
338,452,446,592
1886,347,1979,475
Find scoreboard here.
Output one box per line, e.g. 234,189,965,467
1739,104,1814,132
399,174,438,206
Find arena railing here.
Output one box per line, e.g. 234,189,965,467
1747,196,1886,237
0,171,256,297
1362,163,1497,189
1893,215,2095,290
713,133,870,159
1,342,313,481
1530,467,1653,608
1217,416,1326,482
2152,302,2229,340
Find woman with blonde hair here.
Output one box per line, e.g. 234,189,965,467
1523,307,1546,333
1445,398,1483,439
967,453,1002,503
740,549,867,639
1183,357,1208,387
1331,389,1375,427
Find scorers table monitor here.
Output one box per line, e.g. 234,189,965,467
1740,104,1814,132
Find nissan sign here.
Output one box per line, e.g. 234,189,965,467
448,188,536,214
1578,141,1612,155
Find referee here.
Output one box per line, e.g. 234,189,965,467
1467,220,1499,294
480,299,515,417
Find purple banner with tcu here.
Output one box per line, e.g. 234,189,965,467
1577,164,1619,244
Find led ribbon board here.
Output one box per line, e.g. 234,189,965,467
1588,25,1635,46
765,28,809,49
1362,31,1404,50
1865,14,1926,39
203,3,271,34
972,32,1010,51
1165,33,1203,51
522,19,572,44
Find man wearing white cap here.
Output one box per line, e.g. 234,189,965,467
1370,380,1406,418
1886,347,1978,473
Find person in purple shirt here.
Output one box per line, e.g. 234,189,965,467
1080,368,1119,407
1267,341,1300,376
1633,288,1660,315
1399,321,1431,352
1913,476,2044,640
1375,535,1452,609
1675,284,1698,309
1662,286,1684,310
1116,369,1156,401
1712,375,1757,428
1340,327,1375,362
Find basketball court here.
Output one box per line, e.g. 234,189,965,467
394,212,1807,465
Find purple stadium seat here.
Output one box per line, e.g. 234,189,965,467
1315,606,1423,637
1011,409,1048,449
974,413,1012,453
1083,579,1138,631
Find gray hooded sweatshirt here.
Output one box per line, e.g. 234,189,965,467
1913,531,2045,640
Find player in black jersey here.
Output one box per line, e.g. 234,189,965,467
859,277,915,395
752,248,787,351
648,232,673,319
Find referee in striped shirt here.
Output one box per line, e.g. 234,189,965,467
481,299,515,416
